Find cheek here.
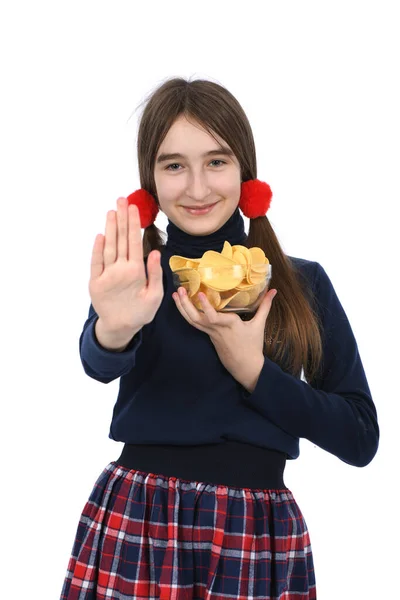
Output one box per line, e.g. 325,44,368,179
218,169,241,197
155,174,183,206
169,189,185,209
224,180,241,203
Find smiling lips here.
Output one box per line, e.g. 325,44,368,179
182,201,219,215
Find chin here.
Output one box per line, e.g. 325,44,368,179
181,216,224,236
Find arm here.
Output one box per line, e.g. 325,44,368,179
241,262,379,467
79,303,143,383
79,254,154,383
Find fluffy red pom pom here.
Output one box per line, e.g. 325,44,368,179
239,179,272,218
126,189,159,229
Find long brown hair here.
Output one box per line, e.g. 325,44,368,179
135,77,323,383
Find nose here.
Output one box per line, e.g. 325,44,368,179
186,172,211,202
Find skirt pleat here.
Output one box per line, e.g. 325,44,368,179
60,462,316,599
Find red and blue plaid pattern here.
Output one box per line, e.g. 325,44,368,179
60,462,316,599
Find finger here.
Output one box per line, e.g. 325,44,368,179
176,287,202,323
103,209,117,266
173,290,194,323
127,203,143,264
195,291,220,324
252,288,277,325
146,249,163,298
90,233,105,280
116,197,128,260
176,288,233,329
173,289,209,333
196,292,238,327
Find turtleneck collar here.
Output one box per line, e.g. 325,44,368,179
165,207,247,258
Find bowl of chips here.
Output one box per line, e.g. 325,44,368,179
169,241,272,313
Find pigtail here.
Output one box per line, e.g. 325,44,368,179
143,223,166,259
246,216,323,384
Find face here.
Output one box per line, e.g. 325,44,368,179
154,115,241,236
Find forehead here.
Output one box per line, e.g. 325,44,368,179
158,115,228,152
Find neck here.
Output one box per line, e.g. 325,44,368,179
164,207,247,258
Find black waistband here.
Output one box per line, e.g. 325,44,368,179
115,441,287,490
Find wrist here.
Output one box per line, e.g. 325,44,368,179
94,318,141,352
240,354,265,393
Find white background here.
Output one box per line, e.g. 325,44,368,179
1,1,398,598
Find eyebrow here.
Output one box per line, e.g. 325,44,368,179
156,146,235,164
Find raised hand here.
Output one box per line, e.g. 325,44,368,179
89,197,164,335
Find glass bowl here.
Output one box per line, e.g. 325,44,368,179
172,263,272,313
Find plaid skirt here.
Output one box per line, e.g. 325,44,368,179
60,462,316,599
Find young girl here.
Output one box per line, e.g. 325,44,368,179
60,78,379,600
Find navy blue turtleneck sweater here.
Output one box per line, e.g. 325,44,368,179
79,209,379,468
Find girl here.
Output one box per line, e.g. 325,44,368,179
60,77,379,599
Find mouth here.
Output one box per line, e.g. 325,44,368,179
181,201,219,216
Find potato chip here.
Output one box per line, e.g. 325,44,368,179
217,281,265,309
169,242,271,311
232,245,252,265
169,256,189,271
192,284,221,310
227,290,251,308
169,256,201,271
251,256,270,274
186,259,201,268
234,281,256,291
218,290,242,309
232,250,247,265
247,266,267,285
249,247,266,264
199,250,236,267
198,264,245,291
247,281,266,303
173,268,201,297
233,246,265,285
221,241,233,260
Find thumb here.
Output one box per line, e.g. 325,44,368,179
253,288,278,325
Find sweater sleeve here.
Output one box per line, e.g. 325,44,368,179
241,262,379,467
79,303,143,384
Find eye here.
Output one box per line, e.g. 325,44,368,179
165,159,227,171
